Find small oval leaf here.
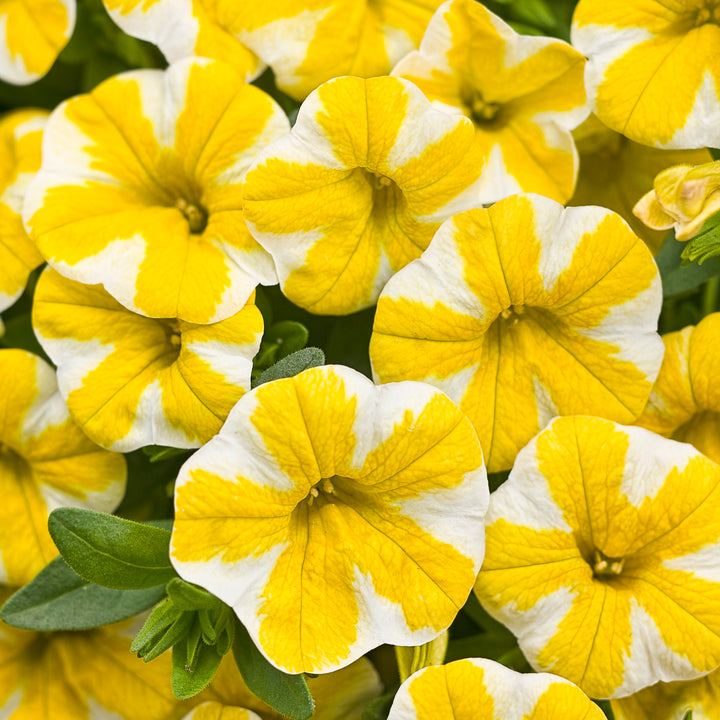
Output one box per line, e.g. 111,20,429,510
254,347,325,387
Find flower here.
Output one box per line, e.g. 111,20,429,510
0,0,75,84
386,658,605,720
0,108,48,313
101,0,261,81
633,160,720,241
572,0,720,148
392,0,588,204
23,57,290,324
182,706,260,720
32,267,263,451
171,364,488,674
235,0,444,101
474,415,720,699
635,312,720,465
370,194,663,473
570,114,711,255
0,349,126,586
242,75,483,315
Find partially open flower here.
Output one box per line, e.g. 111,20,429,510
634,160,720,240
386,658,604,720
370,194,663,472
0,0,75,85
635,312,720,465
572,0,720,148
32,268,263,451
243,75,483,315
23,58,290,324
0,349,126,587
393,0,588,204
0,108,47,313
171,364,488,674
474,416,720,699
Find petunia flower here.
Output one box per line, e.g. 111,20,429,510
171,364,488,674
635,312,720,465
242,75,483,316
0,108,48,313
101,0,261,82
0,601,192,720
474,415,720,699
570,114,711,255
634,160,720,241
386,658,605,720
0,349,126,587
23,57,290,324
392,0,588,204
572,0,720,149
370,193,663,473
32,267,263,452
0,0,75,85
234,0,444,101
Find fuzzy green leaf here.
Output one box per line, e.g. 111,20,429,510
254,347,325,388
172,642,222,699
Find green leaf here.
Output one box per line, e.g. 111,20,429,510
172,642,223,699
0,556,165,630
445,631,517,663
141,445,191,463
131,597,179,654
656,230,720,297
233,620,314,720
361,692,396,720
143,610,195,663
709,148,720,161
265,321,310,360
596,699,616,720
254,347,325,387
681,213,720,264
48,507,177,589
166,578,220,611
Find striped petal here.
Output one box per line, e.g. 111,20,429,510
171,364,488,674
370,193,663,472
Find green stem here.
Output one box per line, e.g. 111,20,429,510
703,275,719,316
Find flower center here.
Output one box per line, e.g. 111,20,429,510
157,319,183,354
695,1,720,25
175,197,208,234
0,440,31,479
592,548,625,578
306,477,337,506
462,88,501,125
499,304,526,324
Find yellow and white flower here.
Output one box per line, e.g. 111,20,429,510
32,267,263,451
0,108,47,313
474,415,720,699
23,58,290,324
171,364,488,674
572,0,720,148
370,194,663,473
0,0,75,85
101,0,261,82
235,0,444,101
636,313,720,465
392,0,588,204
0,349,126,587
243,75,483,316
386,658,605,720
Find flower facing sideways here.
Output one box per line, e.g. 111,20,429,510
474,416,720,699
171,365,488,674
23,57,290,324
32,268,263,452
386,658,605,720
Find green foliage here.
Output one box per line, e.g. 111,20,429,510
171,641,223,699
656,230,720,297
233,619,315,720
253,320,311,377
48,507,178,589
0,556,165,630
361,692,396,720
254,347,326,387
141,445,192,464
596,700,616,720
681,214,720,264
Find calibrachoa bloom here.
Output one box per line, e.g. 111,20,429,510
235,1,444,101
474,415,720,699
634,160,720,241
0,349,126,586
0,603,191,720
32,268,263,451
171,364,488,674
101,0,261,82
0,108,48,313
572,0,720,148
370,193,663,473
23,57,290,324
570,115,711,255
0,0,75,84
243,75,483,315
635,312,720,465
386,658,605,720
392,0,588,204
